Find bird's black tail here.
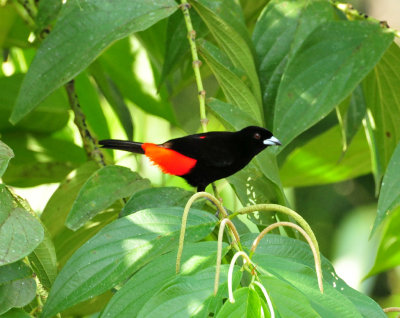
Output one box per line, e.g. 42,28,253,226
98,139,145,154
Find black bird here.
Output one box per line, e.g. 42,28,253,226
99,126,281,192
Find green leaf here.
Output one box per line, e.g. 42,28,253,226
216,287,261,318
280,125,371,187
101,242,228,318
192,0,261,103
74,71,111,140
253,0,335,128
42,207,217,318
336,85,366,151
121,186,204,217
10,0,178,123
363,43,400,187
88,62,133,140
0,74,69,133
137,265,241,318
65,165,150,230
371,141,400,235
274,21,393,146
369,207,400,276
0,185,44,266
199,40,262,122
0,262,36,315
28,227,57,290
243,234,385,317
0,140,14,178
1,133,85,187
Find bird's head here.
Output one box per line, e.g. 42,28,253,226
239,126,281,154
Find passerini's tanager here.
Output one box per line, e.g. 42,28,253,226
99,126,281,192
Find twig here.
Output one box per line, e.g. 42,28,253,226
65,80,106,167
179,0,208,132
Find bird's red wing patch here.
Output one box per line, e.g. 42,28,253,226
141,143,197,176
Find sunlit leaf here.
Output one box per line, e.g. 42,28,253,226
137,265,241,318
65,165,150,230
10,0,178,123
42,207,217,318
280,125,371,187
101,242,228,318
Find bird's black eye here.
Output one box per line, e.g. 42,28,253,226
253,133,261,140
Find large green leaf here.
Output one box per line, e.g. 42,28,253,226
137,265,241,318
0,74,69,133
10,0,178,123
0,262,36,315
242,234,385,317
363,43,400,187
101,242,228,318
216,287,261,318
36,0,62,30
0,185,44,266
273,21,393,146
280,125,371,187
0,140,14,178
42,207,217,318
370,141,400,235
65,165,150,230
199,40,262,122
253,0,335,128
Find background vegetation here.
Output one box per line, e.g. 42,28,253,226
1,0,400,317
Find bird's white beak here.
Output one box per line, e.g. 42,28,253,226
263,136,281,146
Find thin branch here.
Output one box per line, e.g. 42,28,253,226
228,251,254,303
179,0,208,132
253,281,275,318
65,80,106,167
